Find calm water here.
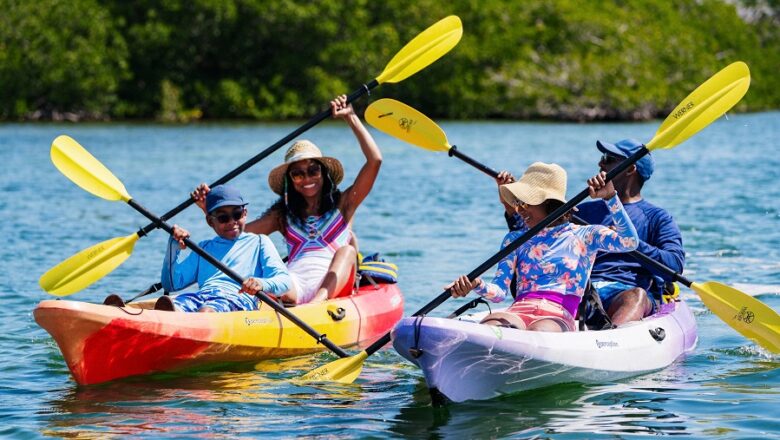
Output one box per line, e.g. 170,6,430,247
2,111,779,438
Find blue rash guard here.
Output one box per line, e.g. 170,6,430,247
574,198,685,298
161,232,291,312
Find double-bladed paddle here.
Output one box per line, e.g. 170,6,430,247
365,93,780,354
301,61,752,382
47,135,352,359
40,15,463,296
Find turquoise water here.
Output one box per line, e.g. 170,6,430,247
2,111,779,438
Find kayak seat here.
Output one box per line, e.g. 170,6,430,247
332,270,356,298
577,282,615,331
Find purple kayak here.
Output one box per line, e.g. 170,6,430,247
392,300,698,403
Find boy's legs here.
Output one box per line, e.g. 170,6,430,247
157,290,259,312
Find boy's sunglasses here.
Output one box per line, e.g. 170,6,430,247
210,207,246,224
289,163,322,183
600,153,624,165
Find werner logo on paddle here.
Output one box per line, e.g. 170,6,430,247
734,306,755,324
86,246,105,261
398,117,417,133
673,101,695,119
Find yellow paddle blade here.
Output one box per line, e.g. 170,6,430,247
376,15,462,84
691,281,780,353
51,135,132,202
365,99,450,152
299,351,368,384
646,62,750,151
39,233,139,295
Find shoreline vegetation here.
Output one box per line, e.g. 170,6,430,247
1,0,777,123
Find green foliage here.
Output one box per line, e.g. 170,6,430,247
0,0,777,121
0,0,128,119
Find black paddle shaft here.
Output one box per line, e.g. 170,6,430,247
448,146,500,177
360,147,651,356
136,80,380,237
127,199,351,358
620,244,693,289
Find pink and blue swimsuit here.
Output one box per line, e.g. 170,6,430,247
284,208,353,304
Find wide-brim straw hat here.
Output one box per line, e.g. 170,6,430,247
268,140,344,195
499,162,567,206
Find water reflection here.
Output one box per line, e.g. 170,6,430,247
42,353,410,437
388,380,697,438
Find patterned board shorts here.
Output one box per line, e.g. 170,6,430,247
481,297,576,332
171,290,259,313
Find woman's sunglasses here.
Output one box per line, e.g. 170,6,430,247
289,163,322,183
513,200,529,210
210,207,246,224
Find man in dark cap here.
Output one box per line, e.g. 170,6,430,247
576,139,685,326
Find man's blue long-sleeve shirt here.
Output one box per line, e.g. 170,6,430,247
575,199,685,297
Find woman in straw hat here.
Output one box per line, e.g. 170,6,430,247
447,163,639,332
193,95,381,305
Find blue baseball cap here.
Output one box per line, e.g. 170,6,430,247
205,185,247,213
596,138,654,182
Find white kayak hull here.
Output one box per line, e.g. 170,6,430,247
391,300,697,403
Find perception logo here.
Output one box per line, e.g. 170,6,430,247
596,340,618,348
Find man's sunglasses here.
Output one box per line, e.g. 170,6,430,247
289,163,322,182
600,153,624,165
210,207,246,224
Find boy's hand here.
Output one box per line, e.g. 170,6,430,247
240,277,264,295
191,183,211,214
171,225,190,250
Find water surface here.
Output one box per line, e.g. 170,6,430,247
2,111,779,438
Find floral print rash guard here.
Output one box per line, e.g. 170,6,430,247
474,195,639,312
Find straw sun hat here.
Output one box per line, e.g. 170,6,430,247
268,140,344,195
499,162,567,206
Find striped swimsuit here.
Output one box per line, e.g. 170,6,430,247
284,208,353,304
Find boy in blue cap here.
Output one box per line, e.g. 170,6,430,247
575,139,685,325
156,184,292,312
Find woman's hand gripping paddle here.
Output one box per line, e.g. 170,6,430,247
45,135,353,359
40,15,463,296
300,61,752,383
